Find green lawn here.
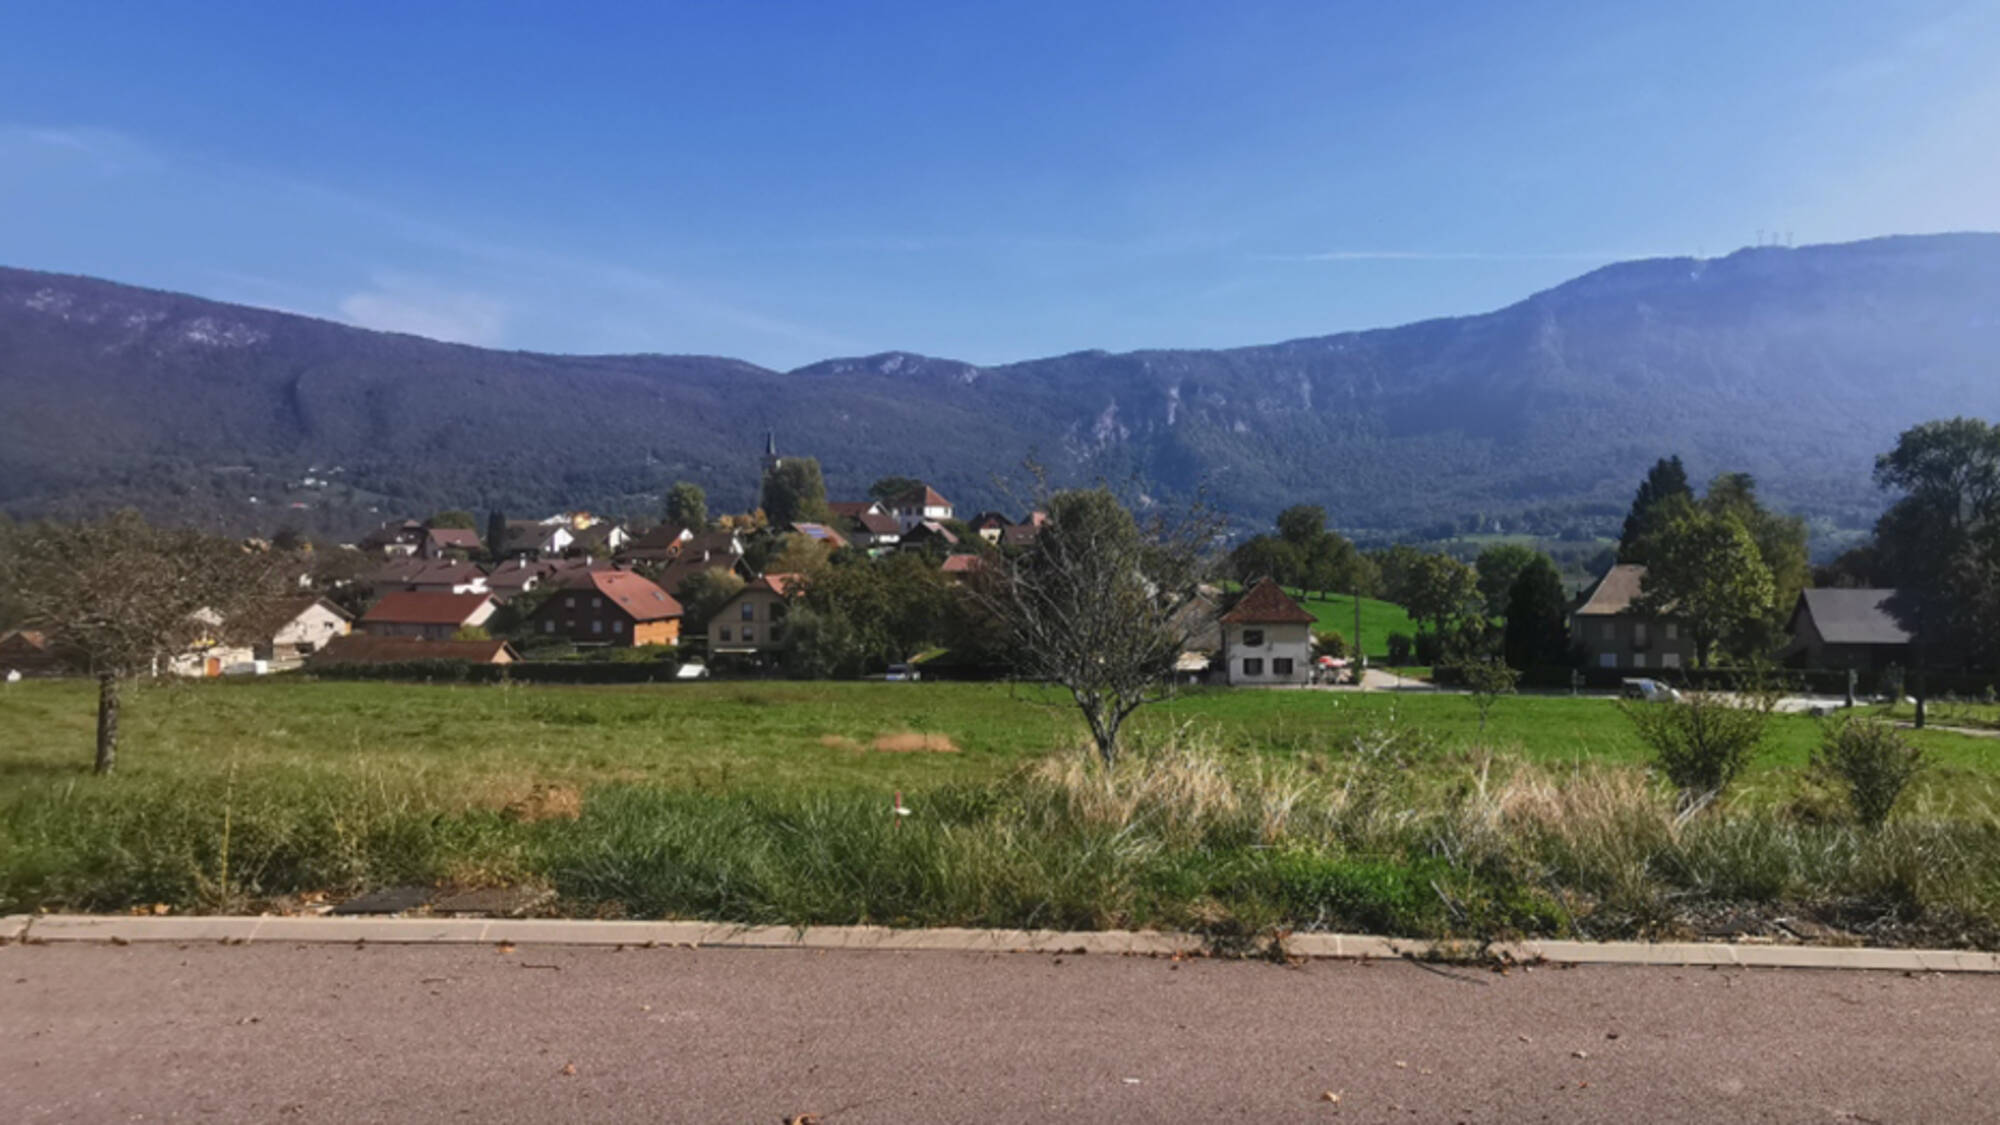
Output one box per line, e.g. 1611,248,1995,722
1221,583,1418,657
3,676,1996,945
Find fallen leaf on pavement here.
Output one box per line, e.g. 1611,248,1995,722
1320,1090,1341,1104
558,1063,576,1076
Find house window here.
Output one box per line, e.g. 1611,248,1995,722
591,620,603,635
1661,653,1681,669
1242,658,1264,677
1601,622,1614,641
742,627,755,643
1598,653,1616,669
1634,622,1648,646
1273,658,1294,677
565,596,576,608
592,597,603,608
1632,653,1647,669
720,627,732,642
741,602,755,621
1242,629,1265,647
1665,623,1679,641
612,620,625,634
543,621,555,633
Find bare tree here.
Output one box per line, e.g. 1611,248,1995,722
1,511,293,774
966,485,1218,765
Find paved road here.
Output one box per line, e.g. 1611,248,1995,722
5,942,1997,1123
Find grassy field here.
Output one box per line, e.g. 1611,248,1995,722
4,677,1997,946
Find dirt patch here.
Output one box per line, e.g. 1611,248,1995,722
502,784,583,822
870,732,961,753
818,734,863,751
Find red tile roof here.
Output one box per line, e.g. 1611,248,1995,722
940,554,985,574
361,591,493,627
1218,579,1315,625
828,500,884,519
556,569,683,621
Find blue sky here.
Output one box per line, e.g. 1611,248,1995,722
5,1,1999,368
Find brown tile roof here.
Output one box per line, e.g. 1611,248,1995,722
850,510,900,536
361,591,493,627
232,596,351,639
1793,588,1912,646
892,484,952,510
968,511,1013,530
1574,564,1650,617
310,634,516,665
555,569,683,621
999,523,1042,548
905,520,959,545
1219,579,1315,625
940,554,985,574
828,501,884,519
482,558,545,593
424,528,483,551
367,558,485,588
753,572,804,598
627,524,690,552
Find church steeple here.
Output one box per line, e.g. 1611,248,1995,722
761,429,783,475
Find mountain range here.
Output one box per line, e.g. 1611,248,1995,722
5,233,2000,541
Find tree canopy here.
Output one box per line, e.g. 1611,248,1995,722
1636,507,1774,667
664,481,709,531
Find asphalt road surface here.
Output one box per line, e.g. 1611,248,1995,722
5,941,1997,1123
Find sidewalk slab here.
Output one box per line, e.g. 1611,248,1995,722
9,914,1998,973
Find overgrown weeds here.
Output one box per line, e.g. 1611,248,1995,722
4,725,1997,949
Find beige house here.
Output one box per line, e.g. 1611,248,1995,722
709,573,799,658
1219,579,1314,686
1571,563,1696,672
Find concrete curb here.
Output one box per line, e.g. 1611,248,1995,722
7,914,1999,972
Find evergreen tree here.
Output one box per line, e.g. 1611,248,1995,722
485,510,508,558
1502,555,1570,671
1618,455,1694,563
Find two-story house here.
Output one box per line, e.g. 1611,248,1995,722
888,484,954,532
709,573,800,658
360,591,498,640
1218,579,1314,686
1570,563,1696,672
528,570,683,647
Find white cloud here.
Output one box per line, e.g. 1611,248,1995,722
337,275,508,346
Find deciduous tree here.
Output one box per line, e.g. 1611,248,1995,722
664,481,709,532
761,458,833,526
966,487,1216,765
1,511,292,774
1635,508,1774,667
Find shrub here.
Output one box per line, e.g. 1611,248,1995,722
1312,630,1348,660
1812,716,1926,829
1620,686,1776,809
1386,632,1415,664
1413,631,1444,665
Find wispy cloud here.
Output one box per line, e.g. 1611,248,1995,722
1,124,161,173
337,274,508,346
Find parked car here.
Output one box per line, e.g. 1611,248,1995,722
1620,677,1682,703
884,664,921,682
674,662,710,680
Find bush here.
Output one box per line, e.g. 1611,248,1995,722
1413,631,1444,665
1812,717,1926,829
1620,687,1776,809
1386,632,1415,664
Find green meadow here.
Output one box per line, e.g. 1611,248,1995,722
3,677,1996,947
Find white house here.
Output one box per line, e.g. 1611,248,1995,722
254,597,353,668
1218,579,1315,686
888,484,954,533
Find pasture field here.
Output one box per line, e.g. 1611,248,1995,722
4,676,1996,947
